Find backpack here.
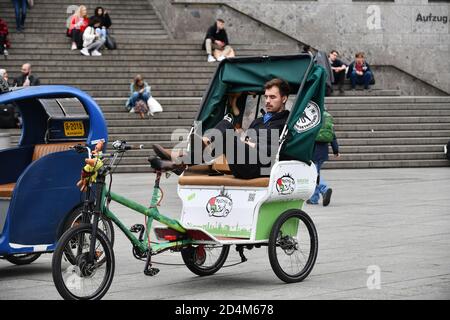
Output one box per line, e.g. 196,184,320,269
315,111,334,143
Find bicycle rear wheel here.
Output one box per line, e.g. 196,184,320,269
181,244,230,276
52,225,115,300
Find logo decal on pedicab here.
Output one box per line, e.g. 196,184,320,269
276,174,295,195
294,101,321,133
206,191,233,217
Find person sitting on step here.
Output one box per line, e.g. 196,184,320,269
69,5,89,50
125,74,152,113
202,18,235,63
80,17,106,56
0,17,10,56
347,52,374,91
91,6,112,29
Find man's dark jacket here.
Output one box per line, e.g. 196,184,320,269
13,74,41,87
202,24,229,50
346,61,375,84
246,110,290,161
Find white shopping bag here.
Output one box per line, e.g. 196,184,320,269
147,97,163,115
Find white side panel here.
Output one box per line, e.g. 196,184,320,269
268,161,317,202
178,187,267,238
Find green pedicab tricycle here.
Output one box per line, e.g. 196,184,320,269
51,54,327,300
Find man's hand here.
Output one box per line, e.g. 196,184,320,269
356,71,363,76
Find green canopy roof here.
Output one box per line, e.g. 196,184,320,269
196,54,327,164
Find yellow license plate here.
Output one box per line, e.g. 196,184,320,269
64,121,85,137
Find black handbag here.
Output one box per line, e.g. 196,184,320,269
105,33,117,50
0,105,17,128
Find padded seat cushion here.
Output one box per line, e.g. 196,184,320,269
0,183,16,198
179,171,269,188
32,142,82,161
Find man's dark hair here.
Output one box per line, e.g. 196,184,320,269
264,78,290,97
217,18,225,23
330,50,339,55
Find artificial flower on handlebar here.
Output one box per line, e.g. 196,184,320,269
76,141,105,192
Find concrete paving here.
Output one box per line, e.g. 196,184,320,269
1,168,449,300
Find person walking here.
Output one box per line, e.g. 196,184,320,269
307,110,340,206
12,0,27,32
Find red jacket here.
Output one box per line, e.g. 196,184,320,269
0,18,10,48
69,15,89,33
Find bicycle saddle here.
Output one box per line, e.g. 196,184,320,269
148,157,185,175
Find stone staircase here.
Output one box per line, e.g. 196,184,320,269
1,0,449,172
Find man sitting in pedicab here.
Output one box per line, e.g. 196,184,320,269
152,78,291,179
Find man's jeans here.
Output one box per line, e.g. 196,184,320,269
129,91,150,108
205,38,232,57
309,159,328,204
13,0,27,30
350,70,373,89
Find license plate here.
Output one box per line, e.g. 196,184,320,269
63,121,85,137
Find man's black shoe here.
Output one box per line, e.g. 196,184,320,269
148,157,185,175
152,144,172,161
323,188,332,207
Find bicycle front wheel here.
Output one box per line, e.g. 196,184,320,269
52,225,115,300
268,209,318,283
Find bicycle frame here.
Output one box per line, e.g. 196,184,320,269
95,171,195,256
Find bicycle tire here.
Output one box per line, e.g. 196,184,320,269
52,225,115,300
268,209,318,283
5,253,41,265
181,244,230,276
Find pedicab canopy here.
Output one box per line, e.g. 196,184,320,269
196,54,327,164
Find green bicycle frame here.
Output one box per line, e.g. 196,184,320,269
99,172,194,254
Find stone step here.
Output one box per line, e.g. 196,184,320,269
108,126,191,134
107,119,194,127
43,78,211,85
322,159,450,169
324,96,450,104
8,29,169,35
334,123,450,131
336,137,449,146
331,110,450,117
4,48,261,56
104,112,197,120
327,103,450,111
338,145,445,153
336,130,450,139
334,116,450,124
329,89,401,96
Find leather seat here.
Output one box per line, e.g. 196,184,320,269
179,165,269,188
0,183,16,198
0,142,82,198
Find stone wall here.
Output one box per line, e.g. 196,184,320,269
151,0,449,95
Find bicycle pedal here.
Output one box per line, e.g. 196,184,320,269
130,224,145,233
144,267,160,276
